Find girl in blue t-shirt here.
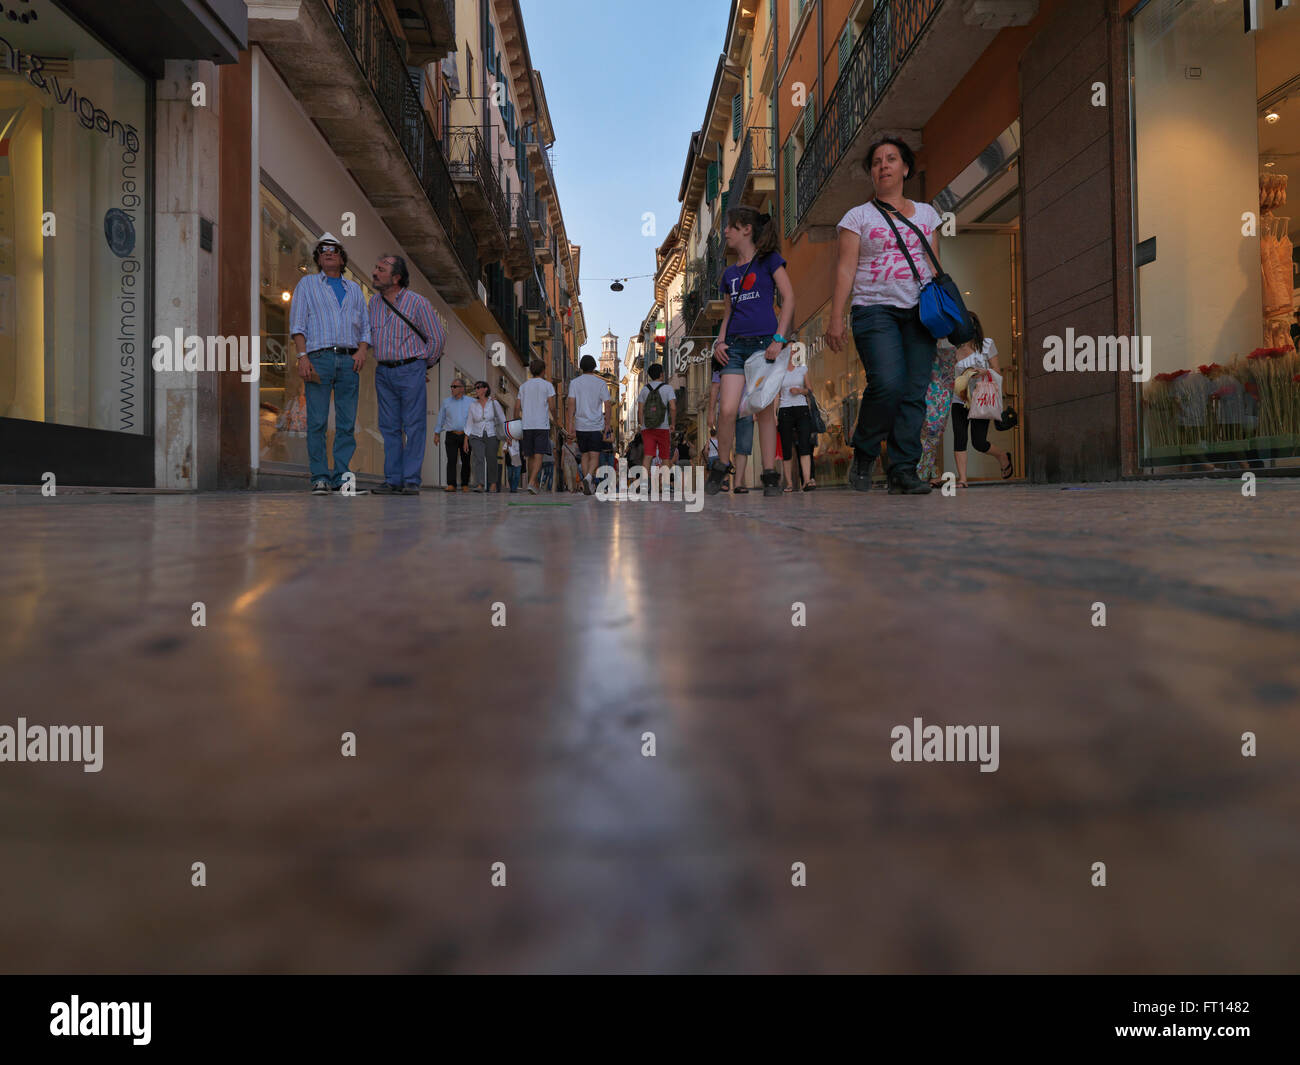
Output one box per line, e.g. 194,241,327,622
707,207,795,497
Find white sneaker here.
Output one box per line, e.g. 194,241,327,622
526,484,537,494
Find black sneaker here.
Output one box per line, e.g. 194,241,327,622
311,480,331,495
372,482,404,495
849,451,875,492
761,469,781,497
887,469,932,495
705,460,733,496
402,484,421,495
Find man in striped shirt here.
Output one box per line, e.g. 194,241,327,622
367,254,445,494
290,233,372,494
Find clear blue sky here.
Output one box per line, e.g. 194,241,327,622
520,0,730,361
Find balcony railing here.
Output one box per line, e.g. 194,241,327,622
504,192,537,279
725,125,775,219
444,126,509,237
331,0,478,281
794,0,941,228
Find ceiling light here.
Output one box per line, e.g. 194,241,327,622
281,291,292,302
1266,109,1281,124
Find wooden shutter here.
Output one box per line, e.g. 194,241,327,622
732,93,742,141
838,23,852,73
803,100,816,141
706,160,719,203
782,140,795,232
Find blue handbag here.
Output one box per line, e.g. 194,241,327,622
874,201,975,346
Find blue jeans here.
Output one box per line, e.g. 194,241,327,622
734,414,754,456
375,360,428,488
507,463,522,492
848,305,935,476
721,334,773,376
305,351,360,486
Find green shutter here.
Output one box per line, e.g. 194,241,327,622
747,60,753,103
782,141,794,233
803,100,816,141
706,160,718,203
838,24,852,73
732,93,742,141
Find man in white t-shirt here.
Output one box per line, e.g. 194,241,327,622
514,357,556,494
565,354,612,495
636,363,677,471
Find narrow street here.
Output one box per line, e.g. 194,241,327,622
2,481,1297,973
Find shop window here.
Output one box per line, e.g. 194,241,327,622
1132,0,1300,469
0,4,150,435
256,184,383,476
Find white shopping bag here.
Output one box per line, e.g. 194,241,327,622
967,369,1003,422
741,345,791,416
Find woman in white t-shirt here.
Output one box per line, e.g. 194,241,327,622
950,312,1012,486
824,137,941,495
777,363,816,491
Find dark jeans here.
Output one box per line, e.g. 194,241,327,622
848,304,936,477
777,405,813,458
443,431,470,486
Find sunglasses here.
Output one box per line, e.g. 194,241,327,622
317,245,342,254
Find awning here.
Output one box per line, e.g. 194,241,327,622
57,0,247,75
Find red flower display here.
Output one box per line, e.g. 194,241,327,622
1244,382,1261,400
1247,347,1289,360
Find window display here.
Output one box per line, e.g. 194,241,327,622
0,4,149,434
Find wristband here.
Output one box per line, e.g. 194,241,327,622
772,334,786,344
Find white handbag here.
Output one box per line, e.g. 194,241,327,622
967,369,1003,422
741,344,791,416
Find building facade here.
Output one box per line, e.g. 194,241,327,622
655,0,1300,484
0,0,247,487
1,0,585,489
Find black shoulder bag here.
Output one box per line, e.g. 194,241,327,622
382,293,428,344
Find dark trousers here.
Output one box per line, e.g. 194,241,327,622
951,402,991,453
848,304,936,477
444,431,470,486
777,405,814,458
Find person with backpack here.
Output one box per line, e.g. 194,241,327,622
637,363,676,470
707,206,795,498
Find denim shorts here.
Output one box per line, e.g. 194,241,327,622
719,334,774,376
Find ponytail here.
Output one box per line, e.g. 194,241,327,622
727,206,780,260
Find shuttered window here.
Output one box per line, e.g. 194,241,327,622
803,100,816,141
838,23,852,73
782,140,795,234
706,160,719,203
732,93,742,141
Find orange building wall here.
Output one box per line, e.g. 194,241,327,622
918,0,1069,193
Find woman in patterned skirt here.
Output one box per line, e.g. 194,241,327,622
917,339,957,487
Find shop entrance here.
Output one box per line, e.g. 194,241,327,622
936,157,1024,483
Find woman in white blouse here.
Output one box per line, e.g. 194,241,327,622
463,381,507,492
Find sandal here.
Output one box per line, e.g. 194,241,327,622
803,480,817,491
1000,454,1014,479
733,485,749,494
957,480,969,489
783,486,794,493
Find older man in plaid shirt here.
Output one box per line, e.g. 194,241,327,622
367,253,445,494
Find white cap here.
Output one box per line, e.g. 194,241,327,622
316,232,342,246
